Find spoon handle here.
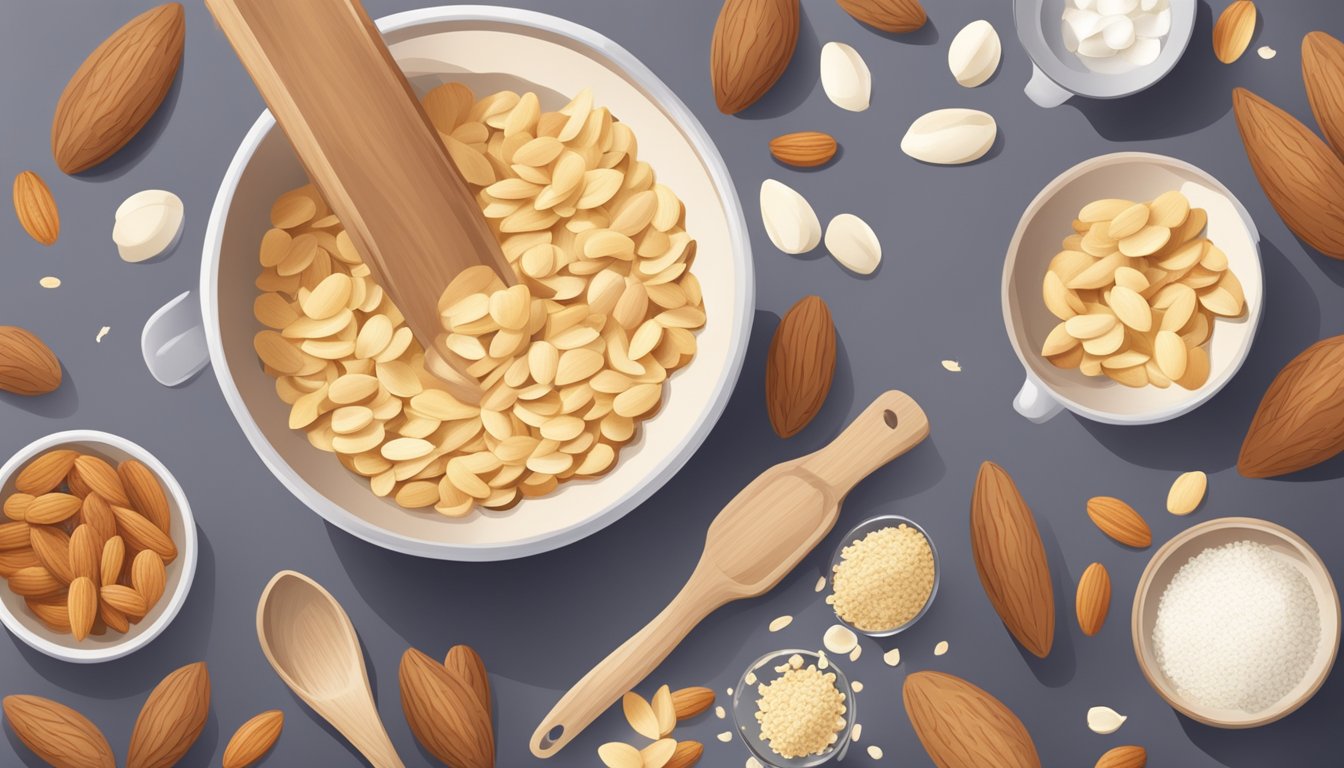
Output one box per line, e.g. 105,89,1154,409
797,389,930,494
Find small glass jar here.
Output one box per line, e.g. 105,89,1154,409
826,514,940,637
730,649,856,768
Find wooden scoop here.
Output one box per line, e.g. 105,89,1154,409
529,390,930,757
257,570,404,768
205,0,514,403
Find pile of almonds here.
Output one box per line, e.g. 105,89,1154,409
598,684,714,768
1,448,176,640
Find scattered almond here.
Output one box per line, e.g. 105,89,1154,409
127,661,210,768
642,738,677,768
904,671,1041,768
667,739,704,768
1076,563,1111,636
760,179,821,254
769,131,838,168
1088,705,1127,735
222,710,284,768
901,109,997,165
766,296,836,438
623,691,661,740
820,42,872,112
1213,1,1257,64
598,741,644,768
1096,745,1147,768
399,647,494,768
1166,470,1207,514
3,694,116,768
824,213,881,275
670,687,715,720
710,0,800,113
1086,496,1152,548
13,171,60,246
1303,32,1344,159
39,276,62,289
0,326,62,396
1238,335,1344,476
971,462,1055,658
948,20,1002,87
651,684,676,737
836,0,926,33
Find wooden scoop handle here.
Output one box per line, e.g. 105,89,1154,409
205,0,513,402
530,391,930,758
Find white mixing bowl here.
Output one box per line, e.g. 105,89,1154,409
160,7,752,560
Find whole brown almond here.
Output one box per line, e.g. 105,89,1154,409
16,449,79,495
30,525,74,584
68,524,102,583
101,584,149,619
4,493,34,522
27,597,72,632
118,459,171,533
766,296,836,438
0,326,63,396
73,456,130,507
8,566,64,598
100,536,125,589
1304,32,1344,158
1233,88,1344,259
110,505,177,562
711,0,799,114
1075,563,1111,637
0,550,42,578
67,467,92,498
970,461,1054,658
81,494,118,542
25,493,83,525
668,739,705,768
1085,496,1152,548
127,661,210,768
13,171,60,246
1096,745,1147,768
52,4,185,174
1239,335,1344,476
670,686,716,720
0,521,29,551
1213,1,1256,64
68,576,97,641
100,601,130,634
836,0,927,33
222,710,284,768
3,694,116,768
445,644,492,713
131,549,167,608
400,647,494,768
769,131,838,168
903,671,1041,768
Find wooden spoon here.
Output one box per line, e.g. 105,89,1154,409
529,390,930,757
257,570,404,768
205,0,514,403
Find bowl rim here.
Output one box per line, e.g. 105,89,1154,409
1130,516,1342,728
1001,151,1263,425
731,648,856,767
1012,0,1196,99
198,6,754,561
827,514,939,637
0,430,198,663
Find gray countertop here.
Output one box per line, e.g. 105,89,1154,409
2,0,1343,765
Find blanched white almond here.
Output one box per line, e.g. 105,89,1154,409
900,109,996,165
1087,706,1127,735
823,213,881,275
759,179,821,255
1065,313,1117,339
113,190,184,263
1107,285,1151,331
948,20,1001,87
820,42,871,112
1154,330,1187,380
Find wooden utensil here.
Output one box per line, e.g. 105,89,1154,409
530,390,930,757
257,570,404,768
205,0,514,402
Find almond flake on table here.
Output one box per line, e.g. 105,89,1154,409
868,745,884,759
815,576,827,592
883,648,901,666
769,615,793,632
39,276,61,288
715,705,726,719
852,680,864,692
1257,45,1276,58
942,359,962,372
849,644,862,661
852,722,863,742
717,731,733,743
95,326,110,343
934,640,949,656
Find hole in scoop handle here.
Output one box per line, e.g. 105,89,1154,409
1025,64,1073,108
798,390,930,494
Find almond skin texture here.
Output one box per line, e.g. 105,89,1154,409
110,505,177,562
16,449,79,495
0,326,63,395
400,647,494,768
1213,1,1256,64
1085,496,1152,548
13,171,60,246
1075,562,1111,636
67,576,98,641
903,671,1041,768
1304,32,1344,159
51,3,185,174
836,0,927,33
3,694,116,768
769,131,838,168
711,0,800,114
1233,87,1344,259
222,710,284,768
118,459,171,533
970,461,1054,658
668,739,705,768
1239,335,1344,477
30,525,74,584
766,296,836,438
670,686,716,720
444,644,492,714
73,456,130,507
127,661,210,768
1096,745,1147,768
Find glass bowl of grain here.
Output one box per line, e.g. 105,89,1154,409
730,649,856,767
826,514,940,637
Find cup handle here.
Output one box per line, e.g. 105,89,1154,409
1014,377,1064,423
142,291,210,387
1024,65,1072,108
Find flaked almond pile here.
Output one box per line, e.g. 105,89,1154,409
253,86,704,515
754,653,846,759
827,523,935,631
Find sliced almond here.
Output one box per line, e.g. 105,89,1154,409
1167,470,1208,515
1107,203,1150,239
622,692,660,740
1065,313,1117,340
824,213,881,275
1119,225,1170,257
1148,190,1190,228
1082,322,1126,356
652,684,676,737
1079,198,1134,222
1107,286,1152,332
1154,330,1188,380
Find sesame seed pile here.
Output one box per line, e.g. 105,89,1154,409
754,654,847,759
1153,540,1322,713
827,524,935,631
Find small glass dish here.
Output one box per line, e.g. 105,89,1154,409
827,514,940,637
730,649,856,768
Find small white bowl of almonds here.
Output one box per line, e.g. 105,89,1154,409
0,430,196,663
1002,152,1262,425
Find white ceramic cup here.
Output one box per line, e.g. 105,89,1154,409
1002,152,1262,425
0,431,197,663
1014,0,1196,107
142,7,753,561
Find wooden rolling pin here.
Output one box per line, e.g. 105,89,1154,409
530,391,931,757
205,0,514,403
